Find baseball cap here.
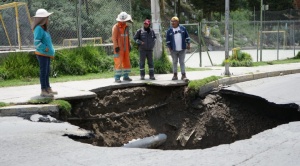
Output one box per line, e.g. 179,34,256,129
144,19,151,25
171,17,179,21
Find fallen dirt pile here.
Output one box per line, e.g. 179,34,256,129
68,85,299,150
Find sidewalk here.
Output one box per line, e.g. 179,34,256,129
1,63,300,104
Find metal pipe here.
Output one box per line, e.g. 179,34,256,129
0,14,12,48
14,2,22,49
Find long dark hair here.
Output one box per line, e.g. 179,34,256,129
31,17,48,31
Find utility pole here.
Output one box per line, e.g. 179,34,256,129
224,0,230,76
151,0,162,59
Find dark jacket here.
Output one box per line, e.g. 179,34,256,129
133,27,156,51
166,25,190,51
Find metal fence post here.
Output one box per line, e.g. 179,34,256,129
277,21,279,60
77,0,82,47
293,21,296,57
199,22,202,67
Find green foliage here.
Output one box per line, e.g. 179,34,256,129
294,51,300,59
50,100,72,117
0,46,114,80
130,48,140,68
222,51,253,67
0,102,8,107
210,27,221,38
55,46,114,75
0,52,39,80
28,98,53,104
188,75,221,93
154,49,172,74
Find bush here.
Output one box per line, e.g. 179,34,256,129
294,51,300,59
154,49,172,74
54,46,114,75
130,48,139,68
0,52,39,80
222,51,253,67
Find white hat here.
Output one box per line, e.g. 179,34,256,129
116,12,133,22
34,9,53,17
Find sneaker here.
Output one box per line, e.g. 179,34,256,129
141,76,145,80
40,90,54,97
123,77,132,81
47,88,58,95
150,76,156,80
115,79,121,83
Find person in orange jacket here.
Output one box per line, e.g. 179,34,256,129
112,12,133,83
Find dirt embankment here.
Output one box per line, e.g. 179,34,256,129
68,86,299,150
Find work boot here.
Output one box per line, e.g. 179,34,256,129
172,73,178,80
181,73,188,80
47,88,58,95
150,76,156,80
123,77,132,81
40,89,54,98
140,76,145,80
115,79,121,83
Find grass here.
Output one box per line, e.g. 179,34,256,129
0,102,9,107
0,67,208,88
188,75,222,92
252,58,300,66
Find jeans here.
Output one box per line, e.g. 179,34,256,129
139,50,154,77
36,55,51,90
170,49,186,74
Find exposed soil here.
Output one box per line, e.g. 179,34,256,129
68,85,300,150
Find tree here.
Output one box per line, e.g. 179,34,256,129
189,0,240,20
247,0,294,11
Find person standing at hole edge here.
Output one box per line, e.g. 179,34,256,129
166,16,190,81
133,19,156,80
112,12,133,83
32,9,57,97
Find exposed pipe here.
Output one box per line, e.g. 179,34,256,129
123,133,167,148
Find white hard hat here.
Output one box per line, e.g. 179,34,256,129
34,9,53,17
116,12,133,22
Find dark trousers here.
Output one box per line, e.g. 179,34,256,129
139,50,154,77
36,55,51,90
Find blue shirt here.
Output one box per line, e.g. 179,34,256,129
166,25,190,51
34,25,55,57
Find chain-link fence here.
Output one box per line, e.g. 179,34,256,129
0,0,131,51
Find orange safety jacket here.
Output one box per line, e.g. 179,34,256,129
112,22,131,79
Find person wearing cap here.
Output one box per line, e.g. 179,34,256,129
166,16,190,81
112,11,133,83
133,19,156,80
32,9,57,97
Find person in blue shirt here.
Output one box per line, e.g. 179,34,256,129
166,16,190,81
32,9,57,97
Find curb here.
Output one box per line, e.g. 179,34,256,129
198,69,300,96
0,104,59,118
